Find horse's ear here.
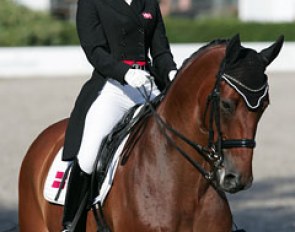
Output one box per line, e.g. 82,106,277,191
260,35,284,66
225,34,241,64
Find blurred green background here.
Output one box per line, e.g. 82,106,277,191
0,0,293,46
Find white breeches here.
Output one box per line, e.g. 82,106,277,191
77,79,160,174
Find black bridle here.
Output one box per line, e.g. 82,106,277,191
205,67,257,167
139,68,256,183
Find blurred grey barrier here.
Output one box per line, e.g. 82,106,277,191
0,42,294,78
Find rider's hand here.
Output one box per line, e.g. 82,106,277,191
124,69,150,88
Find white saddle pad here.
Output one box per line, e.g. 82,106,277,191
44,136,129,206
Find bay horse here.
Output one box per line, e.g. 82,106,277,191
19,34,283,232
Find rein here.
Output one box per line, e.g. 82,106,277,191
138,82,215,180
138,68,256,183
138,82,217,181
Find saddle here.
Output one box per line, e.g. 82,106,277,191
91,91,164,199
89,101,153,201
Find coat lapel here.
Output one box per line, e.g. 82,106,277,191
100,0,144,26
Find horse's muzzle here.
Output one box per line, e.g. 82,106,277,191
216,168,253,193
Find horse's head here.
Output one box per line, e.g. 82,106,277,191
161,34,283,195
212,34,284,193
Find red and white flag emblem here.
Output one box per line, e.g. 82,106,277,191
142,12,153,19
51,171,66,189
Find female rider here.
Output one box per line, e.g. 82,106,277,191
61,0,177,230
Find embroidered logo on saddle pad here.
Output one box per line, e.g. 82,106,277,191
43,149,71,205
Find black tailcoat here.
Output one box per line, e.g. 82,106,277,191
63,0,176,161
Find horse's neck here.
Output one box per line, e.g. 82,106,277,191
152,47,225,192
159,48,224,136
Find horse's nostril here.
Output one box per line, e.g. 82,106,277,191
225,173,238,180
224,173,240,186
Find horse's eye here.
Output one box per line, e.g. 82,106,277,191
220,99,235,114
